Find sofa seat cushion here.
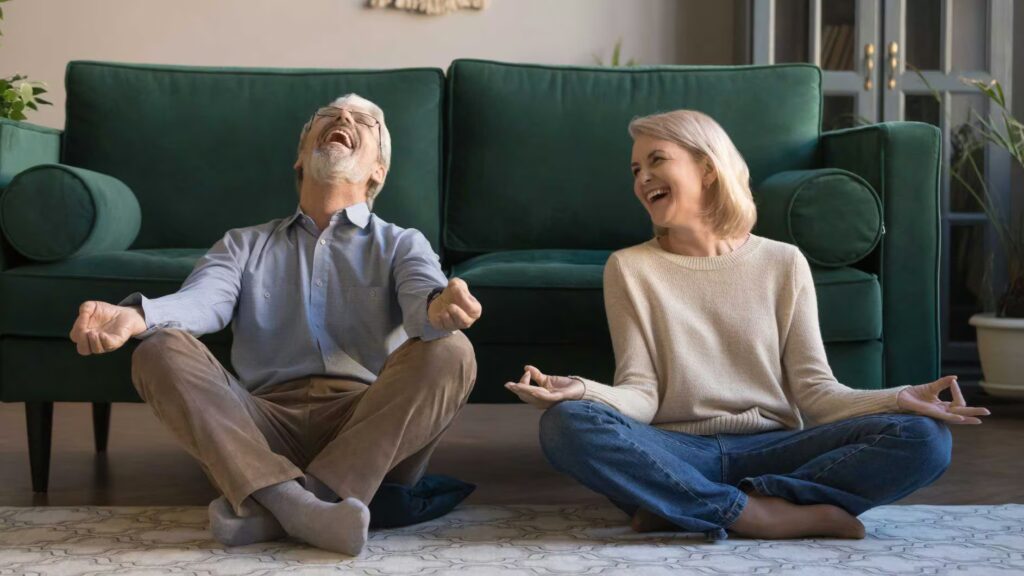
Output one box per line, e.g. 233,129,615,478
452,250,881,345
0,248,230,344
452,250,612,345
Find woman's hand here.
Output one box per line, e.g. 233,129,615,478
504,365,585,409
896,375,991,425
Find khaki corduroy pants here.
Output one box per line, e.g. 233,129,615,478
130,328,476,515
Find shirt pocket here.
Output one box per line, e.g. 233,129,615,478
342,285,394,336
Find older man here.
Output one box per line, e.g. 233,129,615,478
68,94,481,555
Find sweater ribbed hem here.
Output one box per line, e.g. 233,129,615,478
655,411,787,436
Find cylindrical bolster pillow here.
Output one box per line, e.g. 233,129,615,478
1,163,141,262
755,168,882,267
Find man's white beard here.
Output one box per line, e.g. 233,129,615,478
308,146,370,185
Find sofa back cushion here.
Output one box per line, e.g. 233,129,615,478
63,61,445,251
444,59,822,260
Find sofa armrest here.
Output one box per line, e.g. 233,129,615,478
0,119,63,272
0,119,62,187
820,121,941,388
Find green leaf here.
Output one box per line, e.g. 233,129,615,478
31,86,46,95
36,97,51,106
25,101,36,111
994,80,1006,108
19,82,32,100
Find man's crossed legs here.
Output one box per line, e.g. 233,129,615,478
130,329,476,554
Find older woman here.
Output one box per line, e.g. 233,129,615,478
505,109,989,541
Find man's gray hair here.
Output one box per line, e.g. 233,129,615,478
296,93,393,208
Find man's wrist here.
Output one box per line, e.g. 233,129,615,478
128,305,148,336
426,286,445,315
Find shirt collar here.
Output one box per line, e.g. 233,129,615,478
276,202,371,233
336,201,371,229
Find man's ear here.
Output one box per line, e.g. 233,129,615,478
369,162,386,189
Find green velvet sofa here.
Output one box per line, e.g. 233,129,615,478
0,60,940,492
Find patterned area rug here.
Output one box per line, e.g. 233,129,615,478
1,504,1022,575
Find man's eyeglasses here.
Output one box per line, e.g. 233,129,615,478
310,106,383,159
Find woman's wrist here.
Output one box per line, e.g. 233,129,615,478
567,375,587,400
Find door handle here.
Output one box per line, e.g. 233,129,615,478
864,43,875,90
887,41,900,90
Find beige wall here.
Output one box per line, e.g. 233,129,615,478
3,0,693,129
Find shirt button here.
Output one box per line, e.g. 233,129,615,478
264,292,270,298
316,280,323,287
319,239,326,245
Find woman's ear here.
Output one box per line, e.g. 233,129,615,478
702,159,718,189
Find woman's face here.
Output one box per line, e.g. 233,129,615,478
630,135,714,231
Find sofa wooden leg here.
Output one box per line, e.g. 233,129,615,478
93,402,111,453
25,402,53,493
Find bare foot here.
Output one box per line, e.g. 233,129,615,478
630,508,677,533
729,492,865,540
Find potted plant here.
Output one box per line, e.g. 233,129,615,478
955,78,1024,397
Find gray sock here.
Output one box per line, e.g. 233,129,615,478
208,496,285,547
304,473,341,503
254,480,369,555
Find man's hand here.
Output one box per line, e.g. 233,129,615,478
505,365,585,409
69,301,147,356
896,375,991,425
428,277,482,331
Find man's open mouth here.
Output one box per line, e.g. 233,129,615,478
324,128,357,150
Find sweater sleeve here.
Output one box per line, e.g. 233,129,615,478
578,253,660,424
782,249,910,426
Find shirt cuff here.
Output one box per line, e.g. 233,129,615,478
118,292,177,339
416,286,451,342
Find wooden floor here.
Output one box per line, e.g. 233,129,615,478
2,388,1023,508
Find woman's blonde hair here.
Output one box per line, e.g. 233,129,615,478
628,109,756,238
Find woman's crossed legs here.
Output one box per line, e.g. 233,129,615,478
539,400,951,540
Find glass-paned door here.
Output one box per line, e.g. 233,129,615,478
753,0,882,128
883,0,1014,363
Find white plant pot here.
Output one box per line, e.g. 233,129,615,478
969,313,1024,398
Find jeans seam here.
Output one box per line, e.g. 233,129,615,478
809,419,903,483
716,434,728,484
587,402,730,523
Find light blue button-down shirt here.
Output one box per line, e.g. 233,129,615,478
120,202,451,394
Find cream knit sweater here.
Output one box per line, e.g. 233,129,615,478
578,234,909,435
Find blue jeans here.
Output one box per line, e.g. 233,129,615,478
539,400,952,540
